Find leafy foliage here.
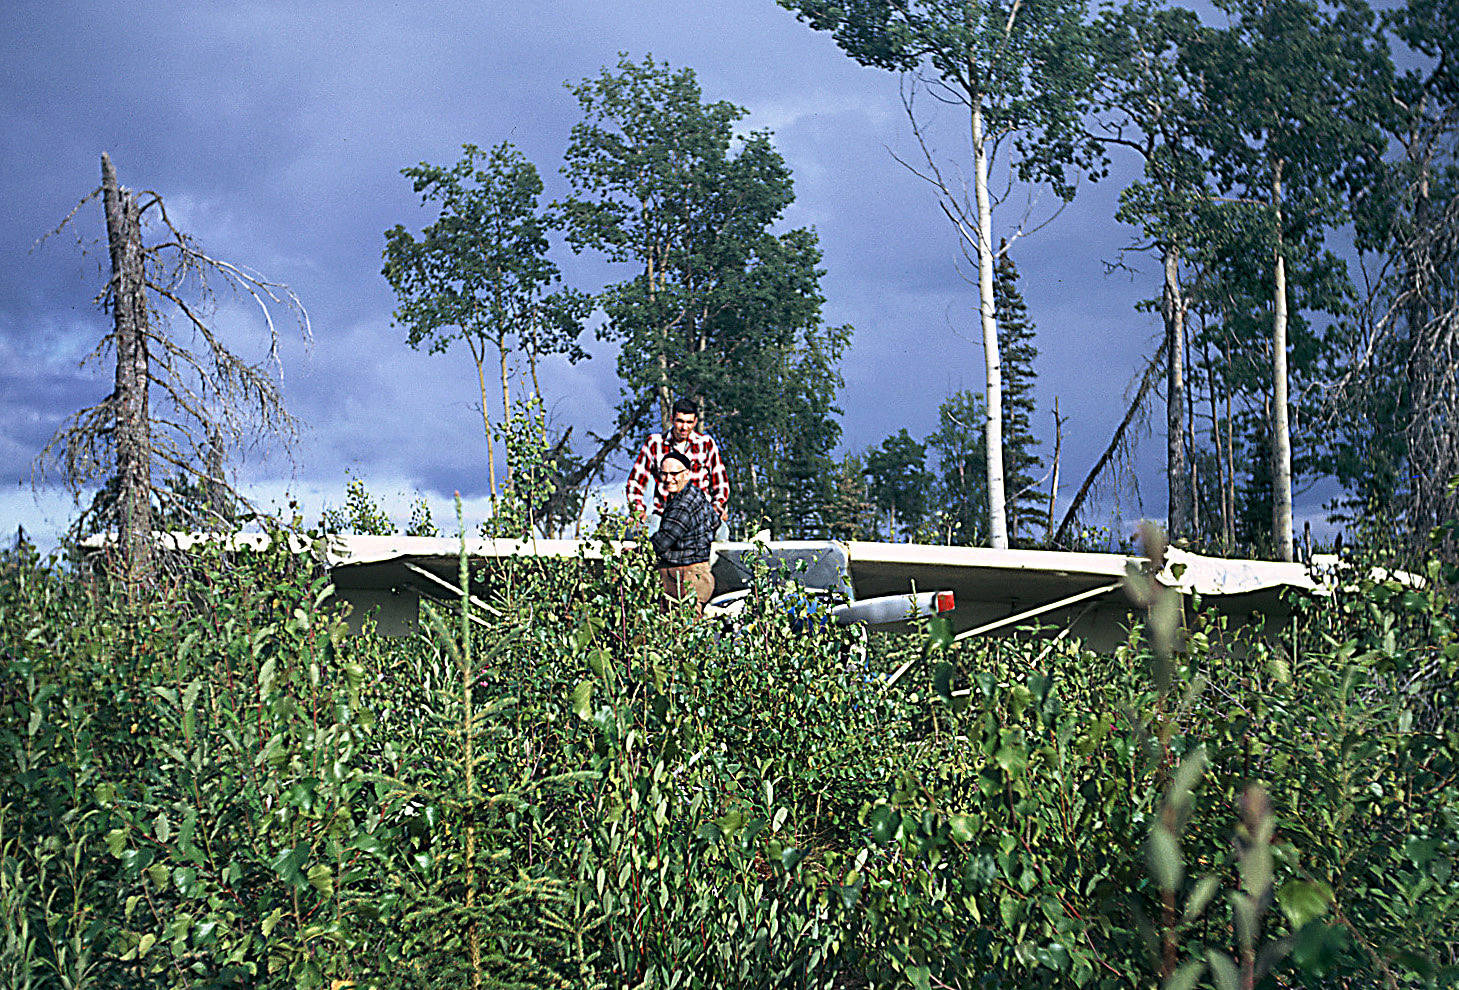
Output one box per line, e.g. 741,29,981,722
864,429,934,541
2,513,1457,986
560,55,851,535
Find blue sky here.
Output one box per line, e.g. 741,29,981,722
1,0,1258,547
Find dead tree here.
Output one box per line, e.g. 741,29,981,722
1053,338,1168,548
101,152,155,581
37,153,308,587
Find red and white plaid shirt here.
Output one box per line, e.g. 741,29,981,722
626,431,729,516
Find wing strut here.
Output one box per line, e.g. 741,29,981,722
403,561,503,618
882,581,1121,689
951,582,1121,642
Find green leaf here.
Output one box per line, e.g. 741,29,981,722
1163,960,1204,990
270,842,309,889
1147,824,1183,892
927,616,953,649
932,660,954,699
1168,746,1207,813
1276,879,1334,929
994,744,1028,776
948,813,977,843
999,894,1020,930
306,864,334,897
1207,949,1239,990
571,680,594,720
105,828,127,858
261,907,284,937
869,805,898,843
1183,874,1221,922
1291,922,1347,973
137,933,156,958
781,846,807,871
173,866,198,897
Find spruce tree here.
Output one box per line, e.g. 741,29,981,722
826,453,874,542
993,243,1043,543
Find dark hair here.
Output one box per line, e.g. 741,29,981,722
671,397,699,417
659,451,692,474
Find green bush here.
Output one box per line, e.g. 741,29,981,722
1,527,1455,987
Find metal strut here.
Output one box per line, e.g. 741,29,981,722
882,581,1121,689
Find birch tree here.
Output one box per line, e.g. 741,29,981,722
778,0,1102,548
1199,0,1388,559
1093,0,1214,541
383,143,588,504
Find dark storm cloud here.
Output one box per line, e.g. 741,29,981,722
2,0,1180,543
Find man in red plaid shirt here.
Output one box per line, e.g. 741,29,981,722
626,398,729,540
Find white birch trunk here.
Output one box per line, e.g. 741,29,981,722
1270,163,1294,562
972,102,1009,549
1164,244,1190,540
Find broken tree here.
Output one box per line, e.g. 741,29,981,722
38,153,307,587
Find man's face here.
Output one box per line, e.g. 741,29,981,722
660,462,689,494
671,412,697,442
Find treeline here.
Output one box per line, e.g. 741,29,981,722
776,0,1457,559
39,0,1455,563
377,0,1455,558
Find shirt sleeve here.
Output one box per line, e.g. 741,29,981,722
625,438,657,513
650,494,689,557
704,438,729,513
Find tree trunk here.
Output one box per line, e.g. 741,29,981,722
1054,337,1168,548
972,101,1009,549
1163,243,1190,541
101,153,153,586
645,212,671,432
498,342,512,482
1270,161,1294,561
1224,362,1236,548
468,340,497,504
1202,333,1227,548
1047,396,1063,544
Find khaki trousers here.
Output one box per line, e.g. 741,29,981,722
659,561,715,611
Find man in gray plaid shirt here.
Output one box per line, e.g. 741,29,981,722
649,450,716,611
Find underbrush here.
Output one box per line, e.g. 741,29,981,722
1,532,1455,988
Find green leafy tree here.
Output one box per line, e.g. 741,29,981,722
993,244,1043,543
383,142,589,502
723,319,849,537
1196,0,1389,559
864,429,934,540
1092,0,1214,540
560,55,850,533
928,389,988,545
321,475,396,536
779,0,1102,549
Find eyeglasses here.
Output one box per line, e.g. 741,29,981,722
661,469,689,479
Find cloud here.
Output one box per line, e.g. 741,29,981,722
0,0,1349,547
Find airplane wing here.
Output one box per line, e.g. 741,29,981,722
80,531,1329,645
